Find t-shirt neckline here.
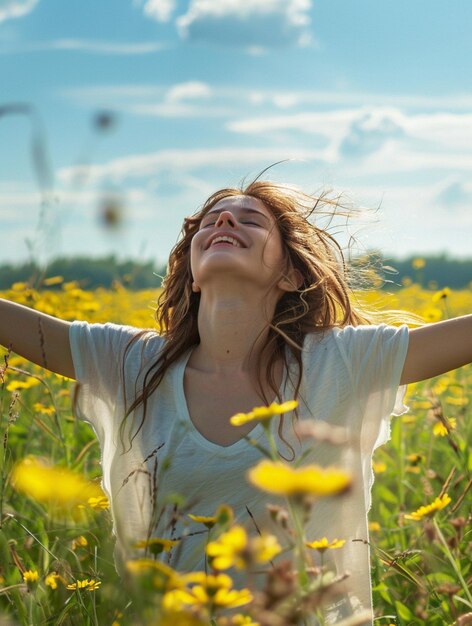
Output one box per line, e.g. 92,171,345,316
174,347,288,455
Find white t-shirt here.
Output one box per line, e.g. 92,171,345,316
70,321,409,625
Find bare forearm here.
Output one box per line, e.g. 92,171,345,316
0,298,75,379
401,315,472,384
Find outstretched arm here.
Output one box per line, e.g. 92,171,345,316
400,315,472,385
0,298,75,379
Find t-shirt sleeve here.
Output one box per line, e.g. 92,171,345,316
69,321,145,440
335,324,410,452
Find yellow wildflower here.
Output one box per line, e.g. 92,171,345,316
43,276,64,286
248,460,351,497
432,287,451,302
6,378,40,392
133,537,180,555
45,573,64,589
404,494,451,521
423,308,442,323
230,400,298,426
67,578,101,591
372,461,387,473
188,504,234,529
33,403,55,415
305,537,346,553
23,570,39,583
163,573,252,611
72,535,88,550
12,457,104,508
84,495,110,509
433,418,457,437
445,396,468,406
206,526,281,571
368,522,381,532
412,258,426,269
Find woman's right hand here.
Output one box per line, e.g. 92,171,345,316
0,298,75,379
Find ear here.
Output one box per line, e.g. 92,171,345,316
277,268,303,292
192,281,201,293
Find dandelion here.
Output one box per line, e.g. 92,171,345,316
433,418,457,437
404,494,451,521
12,456,105,508
206,525,281,570
67,578,101,591
23,569,39,583
230,400,298,426
305,537,346,553
248,460,351,497
133,537,180,555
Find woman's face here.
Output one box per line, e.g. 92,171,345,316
190,195,287,293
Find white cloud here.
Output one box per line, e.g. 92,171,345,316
0,38,167,55
0,0,38,23
165,81,211,102
141,0,176,22
57,147,321,185
176,0,312,48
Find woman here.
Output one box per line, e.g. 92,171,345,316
1,180,471,624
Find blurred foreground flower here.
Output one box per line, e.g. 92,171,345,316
12,456,105,508
230,400,298,426
133,537,180,555
248,460,351,497
206,525,281,570
404,494,451,521
163,572,252,612
433,417,457,437
188,504,234,529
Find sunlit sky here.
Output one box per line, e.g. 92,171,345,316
1,0,472,268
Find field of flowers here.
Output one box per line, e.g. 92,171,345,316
0,280,471,626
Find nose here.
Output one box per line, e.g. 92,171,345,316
215,211,238,228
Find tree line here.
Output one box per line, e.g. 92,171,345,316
0,254,471,291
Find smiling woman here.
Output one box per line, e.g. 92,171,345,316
0,179,471,625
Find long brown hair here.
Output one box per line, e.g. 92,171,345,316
120,180,377,454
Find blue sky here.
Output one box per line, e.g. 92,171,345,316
1,0,472,269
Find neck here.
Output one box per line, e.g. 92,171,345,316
190,282,279,375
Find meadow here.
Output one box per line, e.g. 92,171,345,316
0,280,470,625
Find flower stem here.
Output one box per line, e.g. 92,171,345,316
433,517,472,605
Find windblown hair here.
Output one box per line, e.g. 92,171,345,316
120,180,380,455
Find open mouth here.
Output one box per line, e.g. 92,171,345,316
208,235,244,249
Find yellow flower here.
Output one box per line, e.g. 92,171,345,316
43,275,64,286
412,258,426,269
423,307,442,323
368,522,381,532
305,537,346,553
6,378,40,392
45,573,64,589
33,403,55,415
404,494,451,521
12,457,105,508
248,460,352,497
432,287,451,302
433,418,457,437
72,535,88,550
133,537,180,555
206,526,281,571
84,496,110,509
23,570,39,583
163,573,252,611
230,400,298,426
67,578,101,591
188,504,234,529
372,461,387,473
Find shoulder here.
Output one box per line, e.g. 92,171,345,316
70,320,165,356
